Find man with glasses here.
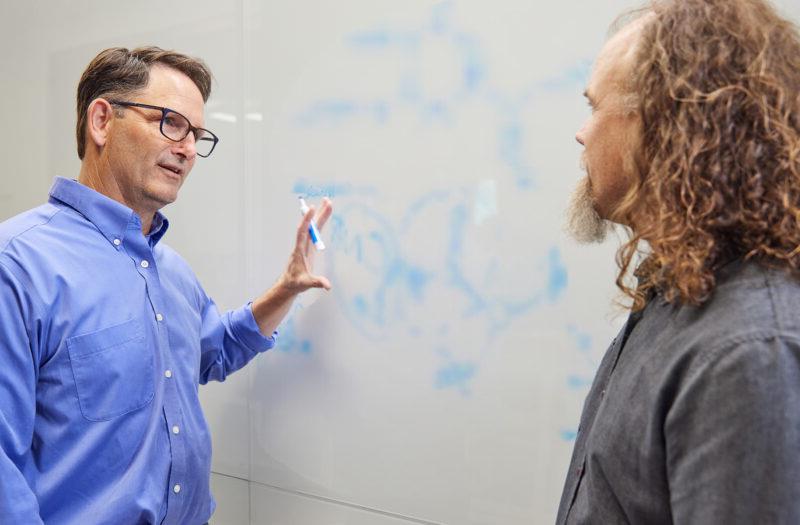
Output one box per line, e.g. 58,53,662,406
0,47,331,524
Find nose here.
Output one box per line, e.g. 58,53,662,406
172,132,197,160
575,128,586,147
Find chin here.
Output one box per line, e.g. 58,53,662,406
565,176,611,243
146,183,180,208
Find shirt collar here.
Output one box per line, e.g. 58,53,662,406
48,177,169,247
148,212,170,246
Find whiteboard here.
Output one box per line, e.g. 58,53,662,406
242,2,629,523
3,0,799,523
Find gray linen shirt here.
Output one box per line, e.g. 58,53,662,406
556,260,800,524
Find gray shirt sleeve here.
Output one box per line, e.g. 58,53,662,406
665,335,800,524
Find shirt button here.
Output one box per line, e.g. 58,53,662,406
156,313,164,322
164,369,172,378
172,425,180,435
173,484,181,494
140,260,149,268
113,239,121,246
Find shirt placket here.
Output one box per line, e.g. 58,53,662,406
125,227,189,524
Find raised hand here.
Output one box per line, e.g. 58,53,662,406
280,197,333,293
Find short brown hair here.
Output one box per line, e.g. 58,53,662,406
613,0,800,310
75,46,213,159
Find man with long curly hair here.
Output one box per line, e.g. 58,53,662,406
560,0,800,522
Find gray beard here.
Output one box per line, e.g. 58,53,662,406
565,176,611,243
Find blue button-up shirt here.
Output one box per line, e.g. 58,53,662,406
0,177,275,524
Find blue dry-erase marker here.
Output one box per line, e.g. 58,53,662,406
298,197,326,250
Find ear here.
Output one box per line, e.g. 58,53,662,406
86,98,115,149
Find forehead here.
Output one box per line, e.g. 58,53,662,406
587,16,647,98
138,65,205,123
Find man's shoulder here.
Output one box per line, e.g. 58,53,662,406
655,260,800,357
707,260,800,333
0,202,63,256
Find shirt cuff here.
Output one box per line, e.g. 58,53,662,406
230,302,277,353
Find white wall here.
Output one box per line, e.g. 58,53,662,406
3,1,799,524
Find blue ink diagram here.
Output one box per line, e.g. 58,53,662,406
276,1,607,415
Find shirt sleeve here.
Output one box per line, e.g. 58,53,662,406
0,262,44,522
197,296,277,385
665,335,800,524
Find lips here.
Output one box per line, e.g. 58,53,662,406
158,163,183,177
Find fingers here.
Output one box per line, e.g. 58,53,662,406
288,199,333,291
315,198,333,231
312,275,332,291
296,206,315,247
296,199,333,257
290,275,332,294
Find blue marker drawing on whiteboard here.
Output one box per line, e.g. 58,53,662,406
299,197,326,250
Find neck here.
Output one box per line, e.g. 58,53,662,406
78,155,155,235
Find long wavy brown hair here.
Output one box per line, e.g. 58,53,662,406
612,0,800,311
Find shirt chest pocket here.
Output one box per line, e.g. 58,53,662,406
67,317,155,422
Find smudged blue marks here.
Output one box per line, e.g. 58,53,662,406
330,215,365,263
453,34,485,93
500,296,543,320
498,122,536,188
435,361,476,395
293,179,378,199
309,194,588,395
463,61,485,92
561,325,601,445
484,89,521,119
430,0,454,35
447,204,467,253
276,304,314,355
422,100,451,123
398,74,421,103
385,259,431,301
540,59,593,92
329,203,421,339
353,294,368,315
347,30,421,51
499,121,523,150
547,247,568,302
446,204,487,315
406,265,431,301
567,324,593,353
560,429,578,442
387,260,431,302
296,99,391,126
295,3,554,190
297,100,357,123
327,195,575,350
567,374,593,390
372,101,390,122
277,319,298,353
333,205,398,275
347,31,392,48
401,190,451,230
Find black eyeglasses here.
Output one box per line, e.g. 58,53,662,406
108,100,219,158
